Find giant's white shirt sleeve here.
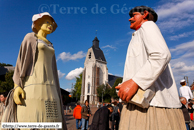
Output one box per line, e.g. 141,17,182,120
132,22,171,90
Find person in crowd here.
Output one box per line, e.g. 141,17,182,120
180,97,191,130
73,102,82,130
115,99,122,116
111,101,120,130
188,99,194,114
81,100,91,130
0,92,8,125
90,104,113,130
118,101,124,116
98,102,101,109
69,106,72,113
186,99,194,130
115,6,185,130
180,79,193,101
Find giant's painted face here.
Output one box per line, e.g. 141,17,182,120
40,17,54,34
128,12,145,30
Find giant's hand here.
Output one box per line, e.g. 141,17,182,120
14,86,25,105
115,79,139,102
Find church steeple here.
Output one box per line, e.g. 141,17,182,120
81,36,108,105
92,36,99,48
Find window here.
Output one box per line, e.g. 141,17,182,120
89,52,91,59
88,83,90,93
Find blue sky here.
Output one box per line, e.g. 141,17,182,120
1,0,194,92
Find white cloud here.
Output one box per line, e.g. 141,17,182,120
57,70,65,78
65,88,72,92
156,0,194,19
172,62,194,72
171,61,194,88
127,31,134,35
57,51,86,62
102,45,117,51
108,73,113,75
155,0,194,31
169,31,194,40
169,39,194,87
65,67,83,80
170,40,194,66
170,40,194,52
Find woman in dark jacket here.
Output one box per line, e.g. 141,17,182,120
90,104,113,130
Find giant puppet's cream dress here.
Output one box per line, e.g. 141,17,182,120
17,39,62,123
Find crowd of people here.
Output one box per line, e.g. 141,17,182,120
72,99,124,130
70,78,194,130
179,79,194,130
70,80,194,130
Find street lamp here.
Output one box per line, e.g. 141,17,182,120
102,91,103,104
184,76,189,86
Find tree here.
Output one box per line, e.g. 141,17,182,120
0,70,14,93
97,84,111,103
0,63,12,67
71,73,82,101
110,78,122,100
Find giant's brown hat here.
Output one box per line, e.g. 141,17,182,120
129,6,158,22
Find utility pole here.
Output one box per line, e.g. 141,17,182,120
76,93,78,102
102,91,103,104
71,83,74,102
184,76,189,86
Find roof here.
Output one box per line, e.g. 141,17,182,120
93,37,99,42
4,66,15,71
60,88,70,95
108,74,122,87
0,67,8,76
0,66,14,76
92,46,106,62
91,37,106,62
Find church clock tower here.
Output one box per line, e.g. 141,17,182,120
80,37,108,105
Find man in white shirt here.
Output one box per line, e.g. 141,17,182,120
179,79,193,101
115,6,185,130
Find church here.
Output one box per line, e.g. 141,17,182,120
80,36,121,105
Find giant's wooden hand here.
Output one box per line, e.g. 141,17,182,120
14,84,25,105
115,79,139,102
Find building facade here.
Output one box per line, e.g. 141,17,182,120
80,37,108,105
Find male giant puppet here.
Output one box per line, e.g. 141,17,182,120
115,6,186,130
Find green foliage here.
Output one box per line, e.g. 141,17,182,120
0,71,14,93
97,84,111,103
72,73,82,101
110,78,122,99
0,63,12,67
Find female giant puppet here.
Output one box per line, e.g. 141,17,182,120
2,12,67,130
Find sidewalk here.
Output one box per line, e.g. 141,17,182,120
65,107,98,130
